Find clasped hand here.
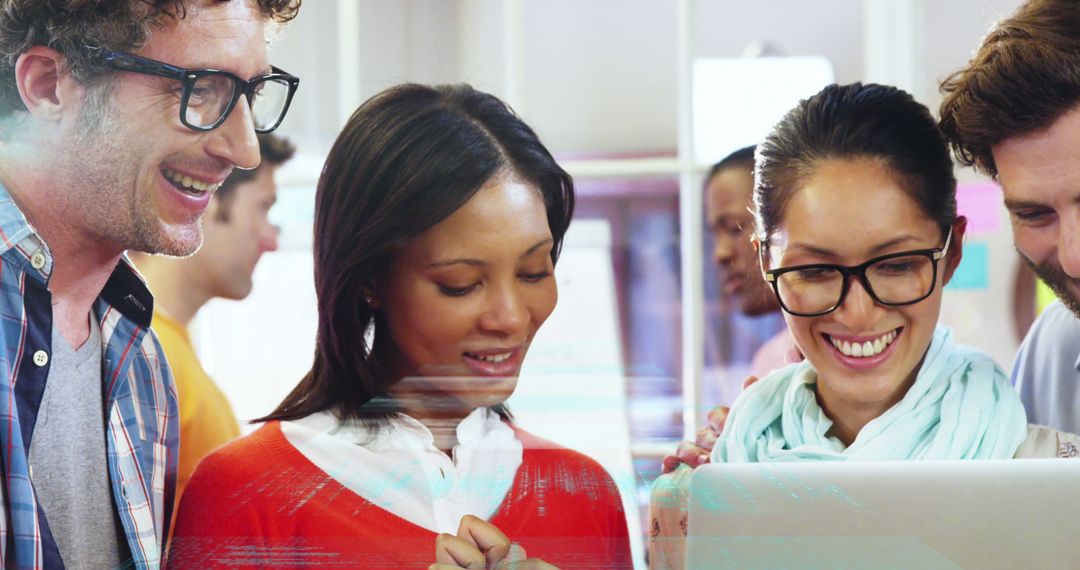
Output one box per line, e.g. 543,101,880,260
431,514,559,570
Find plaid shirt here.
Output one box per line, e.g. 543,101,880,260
0,185,179,569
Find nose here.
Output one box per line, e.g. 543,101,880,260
260,224,280,253
833,276,882,328
712,235,735,267
206,100,261,171
478,284,529,336
1059,210,1080,279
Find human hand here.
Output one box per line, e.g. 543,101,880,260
431,515,560,569
659,375,759,474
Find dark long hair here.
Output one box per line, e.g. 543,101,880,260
259,83,574,426
755,83,957,248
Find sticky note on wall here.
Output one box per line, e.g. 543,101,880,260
956,182,1002,236
946,242,989,290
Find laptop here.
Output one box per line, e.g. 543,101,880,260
685,459,1080,569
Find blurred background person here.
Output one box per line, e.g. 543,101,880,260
134,133,295,506
705,145,800,378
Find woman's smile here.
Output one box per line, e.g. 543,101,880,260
821,327,903,370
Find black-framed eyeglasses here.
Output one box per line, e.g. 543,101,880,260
762,228,953,317
99,51,299,133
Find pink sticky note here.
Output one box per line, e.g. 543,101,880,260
956,182,1002,236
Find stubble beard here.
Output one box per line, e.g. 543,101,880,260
72,83,204,257
1019,251,1080,319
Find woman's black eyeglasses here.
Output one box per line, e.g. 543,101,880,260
762,228,953,317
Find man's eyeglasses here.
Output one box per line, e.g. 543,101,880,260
100,51,299,133
762,228,953,317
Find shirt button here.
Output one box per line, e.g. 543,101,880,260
32,350,48,367
29,252,46,270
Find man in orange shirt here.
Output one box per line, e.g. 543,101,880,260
135,133,294,503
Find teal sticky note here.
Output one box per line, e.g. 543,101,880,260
946,242,989,290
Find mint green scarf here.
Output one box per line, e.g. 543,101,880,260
714,327,1028,462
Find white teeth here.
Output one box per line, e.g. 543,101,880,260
472,352,511,363
830,329,899,359
162,168,221,194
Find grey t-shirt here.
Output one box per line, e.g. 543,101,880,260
28,317,125,568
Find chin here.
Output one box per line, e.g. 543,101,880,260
143,226,204,257
453,378,519,410
225,282,255,301
740,294,780,317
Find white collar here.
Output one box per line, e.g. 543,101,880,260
281,407,524,534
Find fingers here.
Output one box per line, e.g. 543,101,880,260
660,454,683,474
457,514,511,566
434,532,488,568
495,557,559,570
507,544,527,564
694,423,719,450
705,405,730,434
659,403,736,474
676,440,711,468
742,375,760,389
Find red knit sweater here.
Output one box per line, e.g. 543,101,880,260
167,421,632,569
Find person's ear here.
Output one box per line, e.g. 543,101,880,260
941,216,967,285
752,236,770,275
14,46,77,122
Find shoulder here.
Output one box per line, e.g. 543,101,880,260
177,422,330,522
1014,424,1080,458
514,427,605,468
512,426,622,490
1022,302,1080,347
190,422,295,483
1013,302,1080,381
751,328,799,377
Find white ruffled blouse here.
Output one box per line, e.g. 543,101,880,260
280,407,524,534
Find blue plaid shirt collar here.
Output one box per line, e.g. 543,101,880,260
0,185,153,327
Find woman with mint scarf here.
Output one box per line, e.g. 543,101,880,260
648,82,1080,569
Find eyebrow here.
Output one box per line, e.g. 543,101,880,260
707,214,735,227
786,235,927,259
427,238,554,268
1003,198,1051,211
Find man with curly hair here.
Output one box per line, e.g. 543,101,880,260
0,1,300,567
939,0,1080,436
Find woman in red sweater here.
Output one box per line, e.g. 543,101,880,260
168,84,632,569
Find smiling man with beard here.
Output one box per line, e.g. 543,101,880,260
133,133,294,510
0,1,299,567
939,0,1080,436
